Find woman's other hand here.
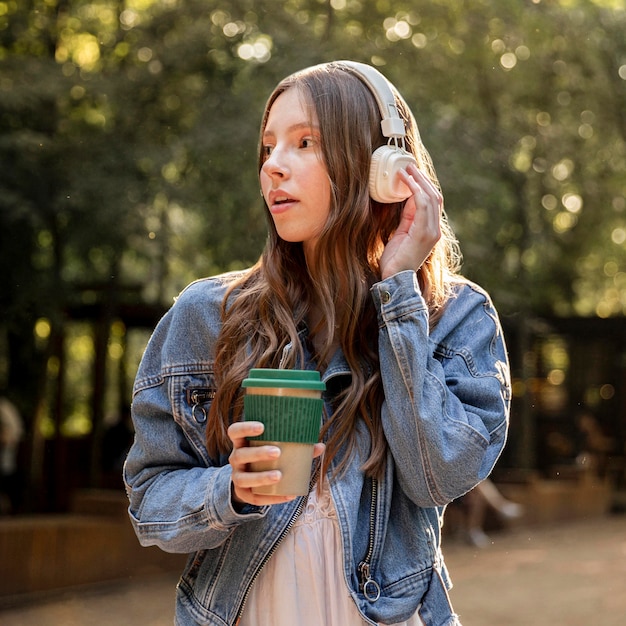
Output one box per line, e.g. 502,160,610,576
228,421,325,507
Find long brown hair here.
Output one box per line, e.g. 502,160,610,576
206,62,461,478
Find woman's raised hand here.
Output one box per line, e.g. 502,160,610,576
379,163,443,280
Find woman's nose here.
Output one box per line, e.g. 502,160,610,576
262,147,289,179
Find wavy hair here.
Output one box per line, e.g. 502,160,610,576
206,62,461,478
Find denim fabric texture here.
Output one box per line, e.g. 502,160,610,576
124,269,510,626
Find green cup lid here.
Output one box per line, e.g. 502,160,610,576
242,368,325,390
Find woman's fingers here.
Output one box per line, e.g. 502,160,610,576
380,165,443,278
400,166,442,244
403,163,443,207
228,421,284,505
312,442,326,459
228,420,264,448
227,422,324,507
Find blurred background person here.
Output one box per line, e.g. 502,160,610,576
451,478,524,548
0,396,24,514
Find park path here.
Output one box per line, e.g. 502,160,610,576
1,514,625,626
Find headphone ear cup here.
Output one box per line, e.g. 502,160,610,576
369,146,416,204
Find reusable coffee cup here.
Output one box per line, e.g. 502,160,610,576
242,368,325,496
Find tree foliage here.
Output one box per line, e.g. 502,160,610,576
1,0,625,448
2,0,625,309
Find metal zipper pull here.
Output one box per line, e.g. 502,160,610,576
189,389,215,424
358,561,381,602
358,477,381,602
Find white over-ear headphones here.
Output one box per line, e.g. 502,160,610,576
338,61,417,204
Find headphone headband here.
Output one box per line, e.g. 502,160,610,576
336,61,407,140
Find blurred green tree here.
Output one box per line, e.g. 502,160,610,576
0,0,624,505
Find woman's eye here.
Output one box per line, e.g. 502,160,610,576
262,145,274,157
300,137,315,149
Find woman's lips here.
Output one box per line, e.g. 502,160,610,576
268,192,298,214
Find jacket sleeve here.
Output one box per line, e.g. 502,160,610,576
372,270,511,507
123,284,267,554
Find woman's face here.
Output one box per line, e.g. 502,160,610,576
260,87,331,258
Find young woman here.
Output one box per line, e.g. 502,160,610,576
124,61,511,626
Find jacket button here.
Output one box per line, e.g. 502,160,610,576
381,290,391,304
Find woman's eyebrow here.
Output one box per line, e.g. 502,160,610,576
263,122,320,138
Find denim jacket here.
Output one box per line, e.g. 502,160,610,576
124,269,510,626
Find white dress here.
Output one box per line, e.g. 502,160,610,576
239,482,423,626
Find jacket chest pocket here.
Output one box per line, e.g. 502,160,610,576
170,374,217,465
